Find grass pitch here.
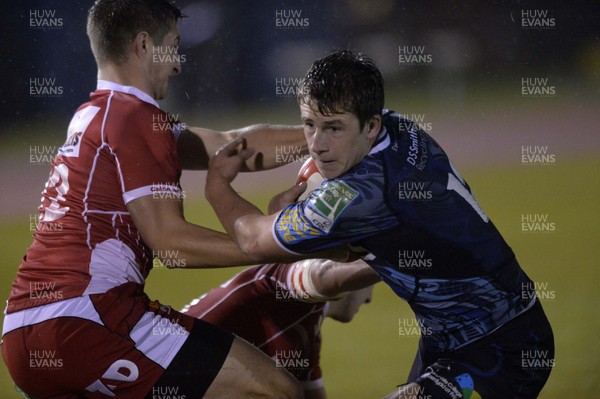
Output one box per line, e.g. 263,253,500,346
1,157,598,398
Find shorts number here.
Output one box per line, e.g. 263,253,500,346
85,359,139,397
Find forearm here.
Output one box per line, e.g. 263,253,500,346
127,195,252,268
152,220,252,268
289,259,379,302
179,124,305,171
236,124,306,170
311,259,380,297
205,174,264,246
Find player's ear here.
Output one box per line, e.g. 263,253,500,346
366,114,382,140
133,31,151,59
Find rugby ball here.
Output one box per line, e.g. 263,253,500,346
296,158,324,201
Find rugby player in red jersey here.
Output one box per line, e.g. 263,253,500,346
182,259,380,399
0,1,329,398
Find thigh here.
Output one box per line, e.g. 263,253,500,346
146,317,234,399
202,336,303,399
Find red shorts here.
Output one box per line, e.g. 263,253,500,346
2,284,234,398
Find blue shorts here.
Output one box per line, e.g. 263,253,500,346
408,300,554,399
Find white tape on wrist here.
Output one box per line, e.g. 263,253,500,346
290,260,330,302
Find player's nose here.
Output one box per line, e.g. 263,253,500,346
309,129,327,154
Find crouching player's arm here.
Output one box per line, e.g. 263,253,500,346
288,259,380,302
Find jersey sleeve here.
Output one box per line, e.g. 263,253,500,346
106,103,182,205
273,178,395,254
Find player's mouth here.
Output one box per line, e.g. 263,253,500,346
316,159,336,166
315,159,338,178
315,159,336,171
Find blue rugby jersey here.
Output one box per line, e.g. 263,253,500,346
274,110,536,352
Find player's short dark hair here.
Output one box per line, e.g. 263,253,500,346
87,0,183,66
298,51,384,130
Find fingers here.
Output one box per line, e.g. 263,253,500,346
287,181,307,201
267,182,307,214
216,135,245,156
216,136,255,160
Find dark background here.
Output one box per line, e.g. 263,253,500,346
1,0,598,130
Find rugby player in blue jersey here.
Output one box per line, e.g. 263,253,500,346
206,51,554,398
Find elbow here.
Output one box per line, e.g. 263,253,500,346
237,235,266,263
234,217,270,263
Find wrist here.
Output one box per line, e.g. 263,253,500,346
205,174,230,202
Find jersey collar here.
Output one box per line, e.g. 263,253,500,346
368,126,390,156
96,80,160,109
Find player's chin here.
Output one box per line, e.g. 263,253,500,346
316,162,340,179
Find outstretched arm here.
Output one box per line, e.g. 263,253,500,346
289,259,380,301
178,124,306,171
127,194,252,268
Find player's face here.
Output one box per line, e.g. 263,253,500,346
147,24,182,100
301,102,381,179
326,285,373,323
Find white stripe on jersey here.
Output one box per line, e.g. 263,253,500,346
129,311,189,369
257,304,324,349
2,295,104,336
2,293,189,372
82,89,114,248
82,239,144,296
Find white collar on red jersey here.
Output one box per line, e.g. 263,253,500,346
96,80,160,109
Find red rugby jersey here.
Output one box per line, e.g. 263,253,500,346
183,263,326,389
6,80,182,314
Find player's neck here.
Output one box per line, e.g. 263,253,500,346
97,63,152,98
